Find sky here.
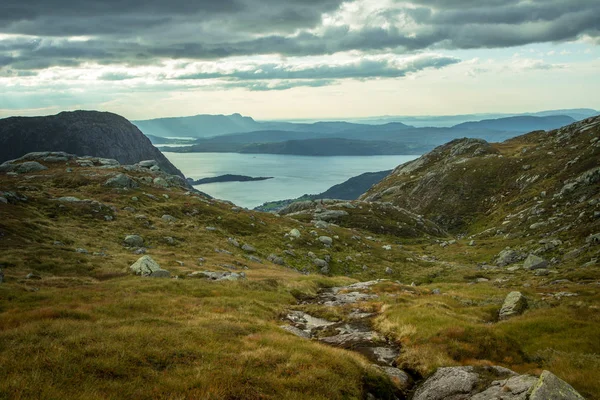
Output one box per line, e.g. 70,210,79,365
0,0,599,120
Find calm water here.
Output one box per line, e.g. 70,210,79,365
163,152,418,209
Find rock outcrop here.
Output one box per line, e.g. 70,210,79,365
0,111,184,177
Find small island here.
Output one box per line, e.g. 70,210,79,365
187,174,274,185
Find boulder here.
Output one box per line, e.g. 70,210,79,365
528,370,585,400
161,214,177,222
495,248,521,266
16,161,48,174
153,177,169,187
149,269,171,278
319,236,333,246
412,366,479,400
499,291,528,320
129,255,166,277
137,160,158,168
105,174,138,189
524,254,548,270
124,235,144,247
242,244,256,253
267,254,285,266
289,228,301,238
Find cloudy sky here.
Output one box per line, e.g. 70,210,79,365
0,0,599,120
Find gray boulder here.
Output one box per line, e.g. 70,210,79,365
242,244,256,253
267,254,285,266
129,255,167,277
105,174,138,189
372,365,412,392
289,228,301,238
149,269,171,278
15,161,48,174
524,254,548,270
499,291,528,320
153,177,169,187
413,366,479,400
137,160,158,168
319,236,333,246
528,370,585,400
161,214,177,222
124,235,144,247
495,248,521,266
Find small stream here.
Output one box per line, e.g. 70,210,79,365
280,280,415,398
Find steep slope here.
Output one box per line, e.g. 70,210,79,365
0,111,184,177
362,117,600,244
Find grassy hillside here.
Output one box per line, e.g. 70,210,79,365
1,116,599,398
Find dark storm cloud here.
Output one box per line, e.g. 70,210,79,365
0,0,598,73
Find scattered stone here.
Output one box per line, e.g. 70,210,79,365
124,234,144,247
283,249,296,257
161,214,177,222
495,248,521,266
382,245,392,250
524,254,548,270
137,160,158,168
75,248,88,254
188,271,246,281
56,196,82,203
289,228,301,238
242,244,256,253
267,254,285,266
319,236,333,246
468,240,475,246
153,177,169,187
471,374,537,400
163,236,175,245
385,267,393,275
534,269,550,276
314,220,330,229
104,174,138,189
227,237,240,247
133,248,147,255
431,288,441,295
26,273,42,280
129,255,169,278
245,255,262,263
499,291,528,320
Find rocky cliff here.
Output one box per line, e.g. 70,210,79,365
362,116,600,241
0,111,184,177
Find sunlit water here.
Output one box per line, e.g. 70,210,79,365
163,152,418,209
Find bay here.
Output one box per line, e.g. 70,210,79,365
163,152,418,209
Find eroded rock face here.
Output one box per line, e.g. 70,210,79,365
499,291,528,320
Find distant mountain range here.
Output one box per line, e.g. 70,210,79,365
152,113,581,156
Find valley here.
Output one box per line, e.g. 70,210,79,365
1,115,598,399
